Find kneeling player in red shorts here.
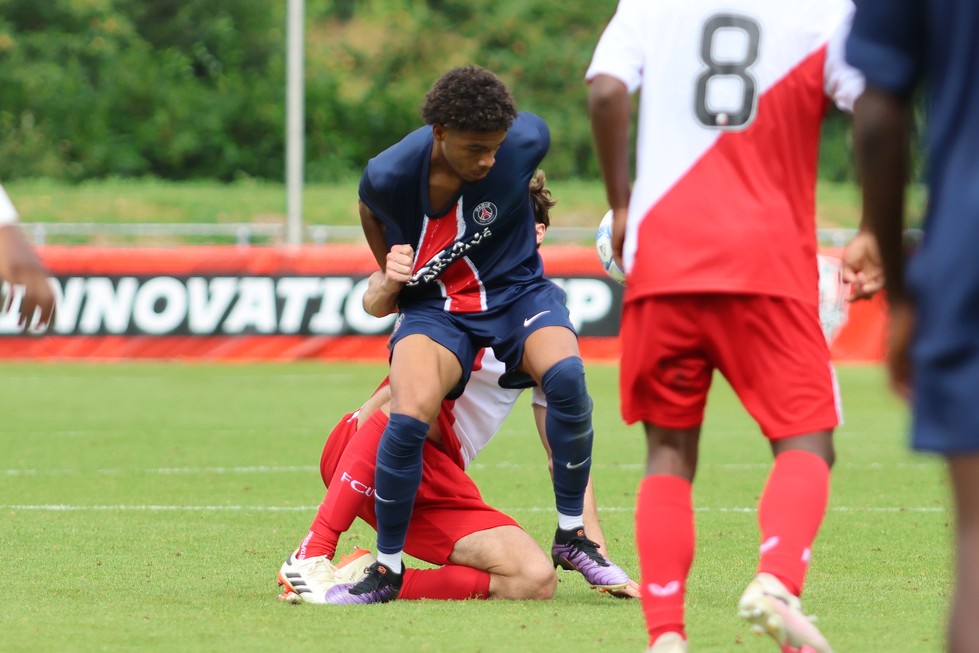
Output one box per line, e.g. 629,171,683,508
278,346,636,602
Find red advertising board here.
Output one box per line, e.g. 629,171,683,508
0,245,885,362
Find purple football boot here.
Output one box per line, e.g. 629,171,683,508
551,528,630,591
325,561,403,604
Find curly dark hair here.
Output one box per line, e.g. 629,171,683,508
421,65,518,132
529,169,555,228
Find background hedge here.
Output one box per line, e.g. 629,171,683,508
0,0,857,183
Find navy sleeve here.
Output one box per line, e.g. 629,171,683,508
845,0,924,96
358,164,383,220
358,162,405,245
527,113,550,169
511,113,550,178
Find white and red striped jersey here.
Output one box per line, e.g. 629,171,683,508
586,0,864,306
437,348,545,469
0,185,18,225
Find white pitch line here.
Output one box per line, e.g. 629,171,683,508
0,504,317,512
0,504,947,514
0,466,321,476
0,428,318,437
150,466,317,475
0,461,939,477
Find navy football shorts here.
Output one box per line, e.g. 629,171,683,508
389,278,576,398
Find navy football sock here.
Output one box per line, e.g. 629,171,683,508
542,356,594,517
374,412,429,556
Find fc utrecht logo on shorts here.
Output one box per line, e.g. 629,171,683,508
472,201,498,225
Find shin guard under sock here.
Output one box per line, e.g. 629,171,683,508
542,356,594,517
757,449,830,596
637,474,694,645
374,412,429,556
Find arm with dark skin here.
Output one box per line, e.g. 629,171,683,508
0,225,56,330
360,200,414,318
588,75,633,270
852,87,914,396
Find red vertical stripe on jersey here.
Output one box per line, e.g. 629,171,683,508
627,46,829,306
438,258,486,312
413,202,487,313
414,208,462,273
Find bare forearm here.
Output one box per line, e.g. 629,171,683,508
853,89,912,303
0,224,56,328
363,243,414,317
362,271,400,317
588,75,632,211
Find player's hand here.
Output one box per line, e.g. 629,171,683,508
384,244,414,287
842,231,884,301
0,225,56,332
610,207,628,273
603,579,640,599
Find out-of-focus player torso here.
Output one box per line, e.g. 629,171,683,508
848,0,979,357
587,0,863,306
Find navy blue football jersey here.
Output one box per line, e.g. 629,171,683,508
847,1,979,355
359,112,550,313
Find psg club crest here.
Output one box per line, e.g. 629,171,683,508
472,201,498,225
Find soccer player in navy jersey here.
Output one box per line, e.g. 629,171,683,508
324,65,627,604
847,3,979,652
278,170,637,604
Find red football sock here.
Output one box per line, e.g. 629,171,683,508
636,474,694,645
299,412,389,560
400,565,491,600
757,449,830,596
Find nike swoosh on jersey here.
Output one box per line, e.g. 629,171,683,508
523,310,551,328
565,456,590,470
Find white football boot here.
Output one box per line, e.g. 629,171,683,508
277,549,338,604
737,573,833,653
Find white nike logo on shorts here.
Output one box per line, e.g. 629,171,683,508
523,310,550,328
565,457,590,470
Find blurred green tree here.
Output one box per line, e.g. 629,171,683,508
0,0,862,183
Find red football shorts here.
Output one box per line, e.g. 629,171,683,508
320,410,519,566
619,294,841,439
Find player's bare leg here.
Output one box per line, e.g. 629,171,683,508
637,424,699,649
769,431,835,468
388,334,462,422
947,454,979,653
447,525,557,600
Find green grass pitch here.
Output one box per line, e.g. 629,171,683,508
0,362,949,652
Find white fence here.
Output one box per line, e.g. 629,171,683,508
21,223,868,247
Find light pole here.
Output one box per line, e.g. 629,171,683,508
285,0,305,246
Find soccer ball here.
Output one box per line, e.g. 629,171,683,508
595,210,626,284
